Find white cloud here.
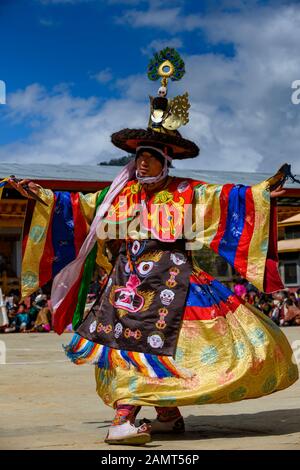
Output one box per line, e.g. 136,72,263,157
90,68,113,84
114,73,152,100
116,6,201,31
115,3,300,173
141,37,183,56
117,7,181,28
0,84,146,165
2,2,300,175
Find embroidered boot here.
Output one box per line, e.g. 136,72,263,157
105,421,151,445
105,404,151,445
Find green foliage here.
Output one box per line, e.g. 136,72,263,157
98,154,134,166
99,154,174,168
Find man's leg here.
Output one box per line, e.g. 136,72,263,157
155,406,181,421
112,404,141,425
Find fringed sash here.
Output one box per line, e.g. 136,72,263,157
64,333,194,379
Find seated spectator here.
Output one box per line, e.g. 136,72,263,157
15,302,31,332
281,299,300,326
270,292,286,325
5,294,17,311
4,306,18,333
28,303,40,324
289,292,299,307
28,300,52,332
258,294,273,316
4,303,30,332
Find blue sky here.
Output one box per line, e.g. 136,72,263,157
0,0,300,173
0,1,235,100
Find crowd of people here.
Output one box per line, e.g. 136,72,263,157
1,290,52,333
1,277,300,334
233,280,300,326
0,268,109,334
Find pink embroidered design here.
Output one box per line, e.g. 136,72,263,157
113,274,145,312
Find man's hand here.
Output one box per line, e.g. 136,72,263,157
270,184,287,199
8,177,48,206
8,178,41,199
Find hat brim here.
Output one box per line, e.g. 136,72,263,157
111,128,199,160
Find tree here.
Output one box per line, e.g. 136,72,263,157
98,155,134,166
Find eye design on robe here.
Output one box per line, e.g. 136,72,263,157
124,250,163,277
130,240,147,257
131,240,141,255
136,261,154,276
124,259,154,276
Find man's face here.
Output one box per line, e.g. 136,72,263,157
136,151,163,177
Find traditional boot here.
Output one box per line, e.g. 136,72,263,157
140,406,185,434
105,421,151,445
105,404,151,445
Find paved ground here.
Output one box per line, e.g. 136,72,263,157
0,328,300,450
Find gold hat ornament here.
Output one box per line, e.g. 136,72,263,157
111,47,199,159
147,47,190,133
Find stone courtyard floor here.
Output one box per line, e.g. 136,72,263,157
0,328,299,450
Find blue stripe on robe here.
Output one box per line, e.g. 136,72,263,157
144,353,171,378
52,191,76,277
218,185,247,268
186,280,233,307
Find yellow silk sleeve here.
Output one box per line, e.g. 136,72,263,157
78,191,102,226
21,188,55,299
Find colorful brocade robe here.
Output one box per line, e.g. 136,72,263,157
21,171,286,379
